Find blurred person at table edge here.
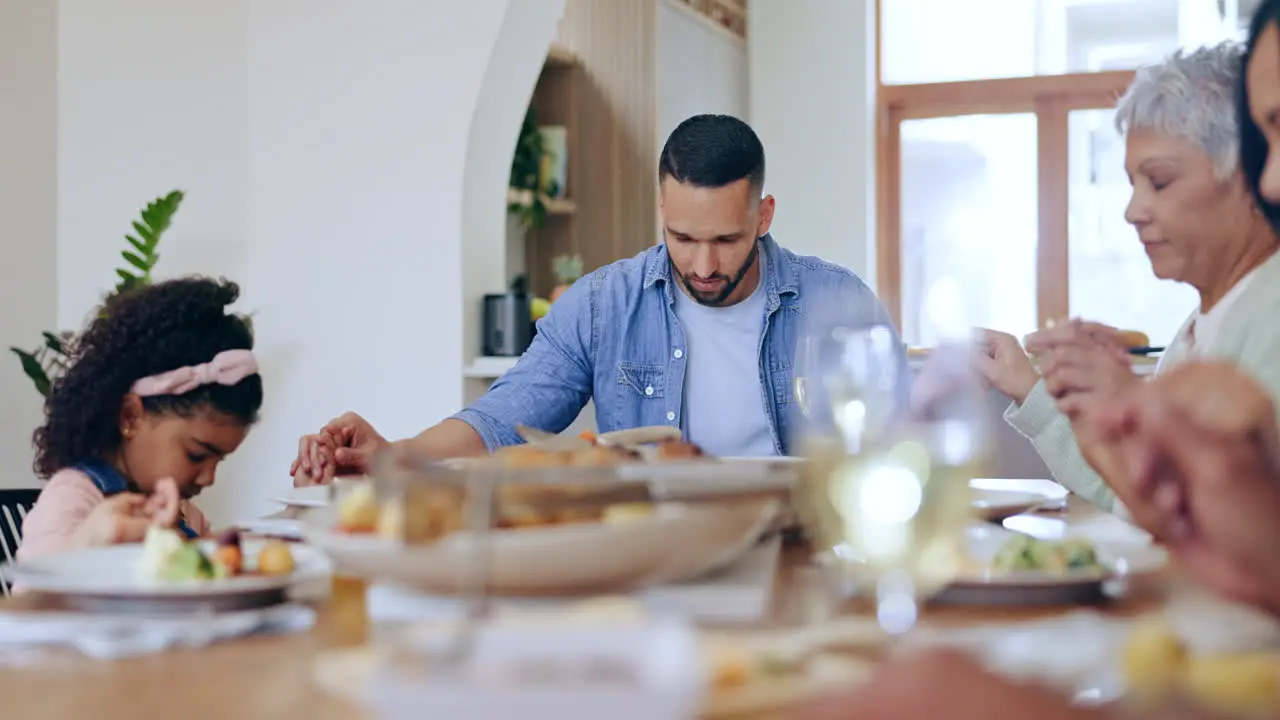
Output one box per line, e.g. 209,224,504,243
974,41,1280,520
808,362,1280,720
291,114,905,483
811,8,1280,718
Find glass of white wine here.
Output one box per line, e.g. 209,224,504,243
796,323,989,635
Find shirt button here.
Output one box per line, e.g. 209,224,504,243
666,411,676,421
644,386,654,396
673,349,683,359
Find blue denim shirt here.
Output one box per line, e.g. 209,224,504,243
453,234,907,455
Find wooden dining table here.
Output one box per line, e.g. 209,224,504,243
0,481,1168,719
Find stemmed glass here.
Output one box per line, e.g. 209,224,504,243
793,314,990,634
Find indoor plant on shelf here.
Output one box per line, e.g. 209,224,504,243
550,253,583,303
10,190,184,397
507,107,560,232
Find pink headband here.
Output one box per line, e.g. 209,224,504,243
130,349,259,397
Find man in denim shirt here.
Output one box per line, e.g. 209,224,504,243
292,115,904,477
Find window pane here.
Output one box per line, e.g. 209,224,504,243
1066,108,1198,345
881,0,1244,85
899,114,1038,347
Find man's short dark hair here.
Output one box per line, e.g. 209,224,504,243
658,114,765,193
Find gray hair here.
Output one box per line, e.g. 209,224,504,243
1114,42,1244,178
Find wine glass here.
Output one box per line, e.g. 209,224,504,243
795,317,990,635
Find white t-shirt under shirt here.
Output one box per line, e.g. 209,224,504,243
671,255,779,457
1158,267,1259,372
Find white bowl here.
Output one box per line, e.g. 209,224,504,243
306,499,779,597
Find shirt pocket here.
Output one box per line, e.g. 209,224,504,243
617,362,666,400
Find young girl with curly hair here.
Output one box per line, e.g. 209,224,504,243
17,277,263,560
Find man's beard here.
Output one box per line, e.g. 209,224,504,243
673,240,760,307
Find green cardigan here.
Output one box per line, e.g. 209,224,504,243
1004,250,1280,516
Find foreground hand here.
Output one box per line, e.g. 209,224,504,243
971,328,1040,404
1024,320,1138,419
290,411,389,481
1080,362,1280,615
71,477,180,549
803,649,1106,720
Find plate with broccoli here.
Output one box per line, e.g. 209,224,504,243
934,525,1165,606
4,526,330,603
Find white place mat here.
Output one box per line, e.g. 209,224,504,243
366,535,782,626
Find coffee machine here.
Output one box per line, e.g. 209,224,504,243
482,276,533,357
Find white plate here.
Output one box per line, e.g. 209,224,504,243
236,517,305,539
935,525,1166,606
970,489,1049,522
270,477,371,508
271,485,331,508
5,538,330,599
306,500,780,596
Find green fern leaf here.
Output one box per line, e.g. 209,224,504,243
122,251,149,271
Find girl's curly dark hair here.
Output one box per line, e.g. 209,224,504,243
33,276,264,478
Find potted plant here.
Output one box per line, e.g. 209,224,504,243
10,190,184,397
550,253,583,303
508,108,551,232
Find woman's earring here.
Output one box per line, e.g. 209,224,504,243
121,427,133,439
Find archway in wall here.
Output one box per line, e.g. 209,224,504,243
459,0,567,393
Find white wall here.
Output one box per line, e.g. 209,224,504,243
747,0,877,282
657,0,749,151
463,1,568,375
0,0,58,488
23,0,564,523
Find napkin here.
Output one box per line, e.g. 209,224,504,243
0,603,315,661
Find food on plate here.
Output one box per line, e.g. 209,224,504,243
213,529,244,575
334,427,716,543
1122,618,1280,715
1123,618,1188,700
136,525,295,581
654,437,704,460
602,502,656,524
492,429,704,468
337,483,380,533
258,539,296,576
990,535,1101,574
1116,329,1150,349
138,526,217,581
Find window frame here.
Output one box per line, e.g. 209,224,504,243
873,0,1136,334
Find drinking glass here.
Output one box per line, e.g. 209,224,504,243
794,318,990,634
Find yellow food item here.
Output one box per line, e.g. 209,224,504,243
1183,653,1280,717
257,540,296,576
1116,329,1150,349
1122,619,1186,701
337,484,380,533
213,544,243,576
706,644,752,688
1121,617,1280,715
602,503,655,524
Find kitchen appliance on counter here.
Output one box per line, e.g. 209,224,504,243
482,277,533,357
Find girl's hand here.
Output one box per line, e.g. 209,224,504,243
70,478,180,549
293,431,339,486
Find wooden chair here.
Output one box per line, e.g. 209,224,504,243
0,489,41,597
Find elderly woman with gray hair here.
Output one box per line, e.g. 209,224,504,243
974,41,1280,517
